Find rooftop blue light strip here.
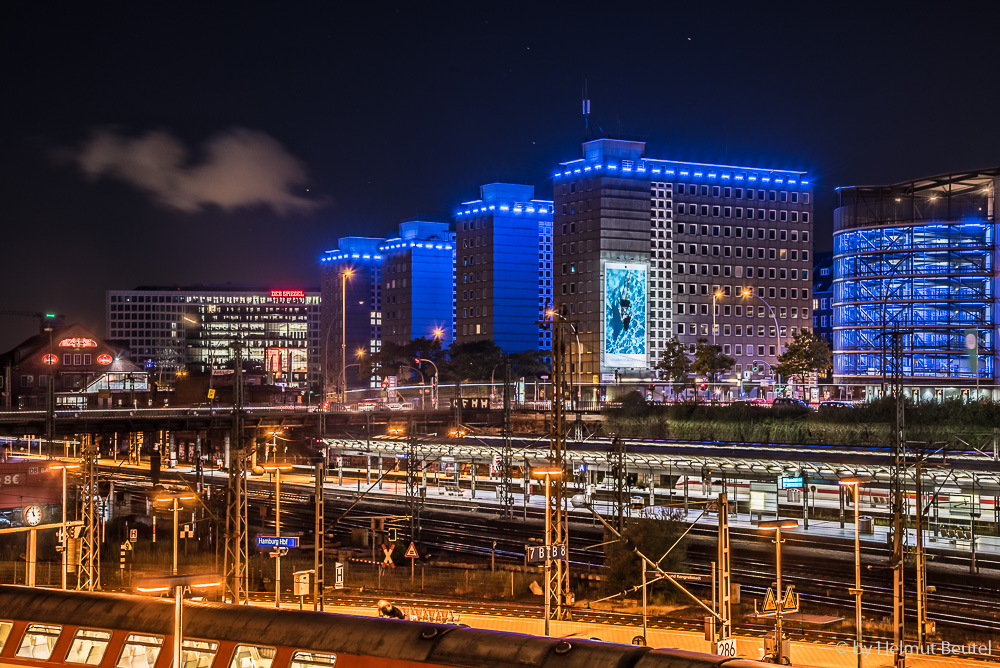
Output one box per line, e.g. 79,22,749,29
721,174,730,179
694,171,703,177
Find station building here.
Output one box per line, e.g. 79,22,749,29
553,139,815,398
454,183,553,353
832,167,999,400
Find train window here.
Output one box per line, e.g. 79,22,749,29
0,622,11,652
290,651,337,668
16,624,62,660
229,645,276,668
117,634,164,668
66,629,112,665
182,640,219,668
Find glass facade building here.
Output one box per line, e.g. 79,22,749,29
832,168,999,398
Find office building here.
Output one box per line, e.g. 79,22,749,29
455,183,553,353
319,237,383,398
107,286,320,389
553,139,814,395
378,221,456,347
812,251,834,348
832,168,998,399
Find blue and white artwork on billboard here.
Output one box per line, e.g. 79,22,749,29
604,262,647,367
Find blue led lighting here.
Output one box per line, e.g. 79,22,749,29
595,164,603,169
553,173,561,178
802,180,810,185
623,166,632,172
500,205,509,211
762,177,771,182
652,169,661,174
608,165,617,170
748,176,757,181
526,206,536,213
680,171,689,176
788,180,797,185
735,175,744,181
694,171,703,177
584,166,591,171
721,173,729,179
574,169,581,173
563,171,570,176
708,172,717,178
489,205,495,210
775,178,784,184
666,170,675,175
637,166,646,172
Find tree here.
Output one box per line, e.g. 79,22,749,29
654,337,691,401
444,339,503,382
602,511,688,601
775,328,832,397
691,338,735,404
508,349,549,380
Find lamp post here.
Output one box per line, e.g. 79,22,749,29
712,290,723,344
262,463,292,608
759,518,797,665
840,477,871,668
415,357,439,409
136,573,221,668
154,492,197,576
742,289,783,392
532,466,563,636
340,270,353,404
49,461,79,590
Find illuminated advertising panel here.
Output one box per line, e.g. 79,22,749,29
603,262,647,368
270,290,305,298
265,348,308,375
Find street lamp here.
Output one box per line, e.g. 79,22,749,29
839,477,871,668
262,463,292,608
759,519,797,665
742,289,783,393
712,290,723,344
414,357,439,409
531,466,563,636
136,573,221,668
153,492,197,576
49,461,79,590
340,270,354,404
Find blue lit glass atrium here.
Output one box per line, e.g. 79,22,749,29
832,169,998,397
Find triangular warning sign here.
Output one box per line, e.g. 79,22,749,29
761,587,777,612
123,540,133,551
781,586,798,612
404,542,419,558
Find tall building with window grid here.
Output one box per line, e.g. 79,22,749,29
553,139,814,397
106,286,320,389
454,183,553,353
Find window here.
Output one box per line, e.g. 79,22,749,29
701,185,709,196
791,192,799,203
118,634,164,668
290,652,338,668
181,640,219,668
802,212,810,223
677,203,685,214
712,186,720,196
0,621,12,653
66,629,112,666
21,375,33,388
18,625,62,661
229,646,276,668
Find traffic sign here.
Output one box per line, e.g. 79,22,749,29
256,535,298,549
382,544,395,568
761,587,777,613
207,389,216,399
122,540,133,551
526,543,567,563
781,586,799,613
334,562,345,590
779,476,804,490
129,529,137,542
404,542,419,559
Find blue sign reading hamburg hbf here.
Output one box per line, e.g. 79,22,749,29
256,536,298,548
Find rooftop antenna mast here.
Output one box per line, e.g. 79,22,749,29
582,81,592,140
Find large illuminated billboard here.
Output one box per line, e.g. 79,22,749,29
603,262,647,368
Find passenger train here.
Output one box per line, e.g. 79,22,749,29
0,586,769,668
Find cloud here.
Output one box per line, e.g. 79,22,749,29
71,127,320,215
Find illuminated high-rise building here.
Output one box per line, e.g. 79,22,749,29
454,183,553,353
553,139,814,398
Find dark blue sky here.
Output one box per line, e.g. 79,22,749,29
2,3,999,350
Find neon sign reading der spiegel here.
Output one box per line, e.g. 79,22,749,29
270,290,305,298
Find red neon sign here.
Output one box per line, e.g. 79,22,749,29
42,354,58,365
97,354,113,365
58,338,97,348
270,290,305,298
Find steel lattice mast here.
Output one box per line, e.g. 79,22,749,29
500,355,514,519
546,312,570,621
224,342,248,604
78,434,100,591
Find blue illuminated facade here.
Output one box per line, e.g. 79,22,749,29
378,222,456,347
320,237,383,396
455,183,553,353
832,168,999,399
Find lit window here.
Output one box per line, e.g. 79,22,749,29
117,634,163,668
290,652,337,668
229,645,276,668
66,630,112,666
18,625,62,661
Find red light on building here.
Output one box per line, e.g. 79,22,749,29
97,354,113,365
42,354,58,365
270,290,305,298
58,338,98,348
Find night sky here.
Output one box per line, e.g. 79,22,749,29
3,4,999,351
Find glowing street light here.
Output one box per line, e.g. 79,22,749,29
531,466,563,635
262,463,293,608
839,476,871,668
49,461,79,590
153,492,198,576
